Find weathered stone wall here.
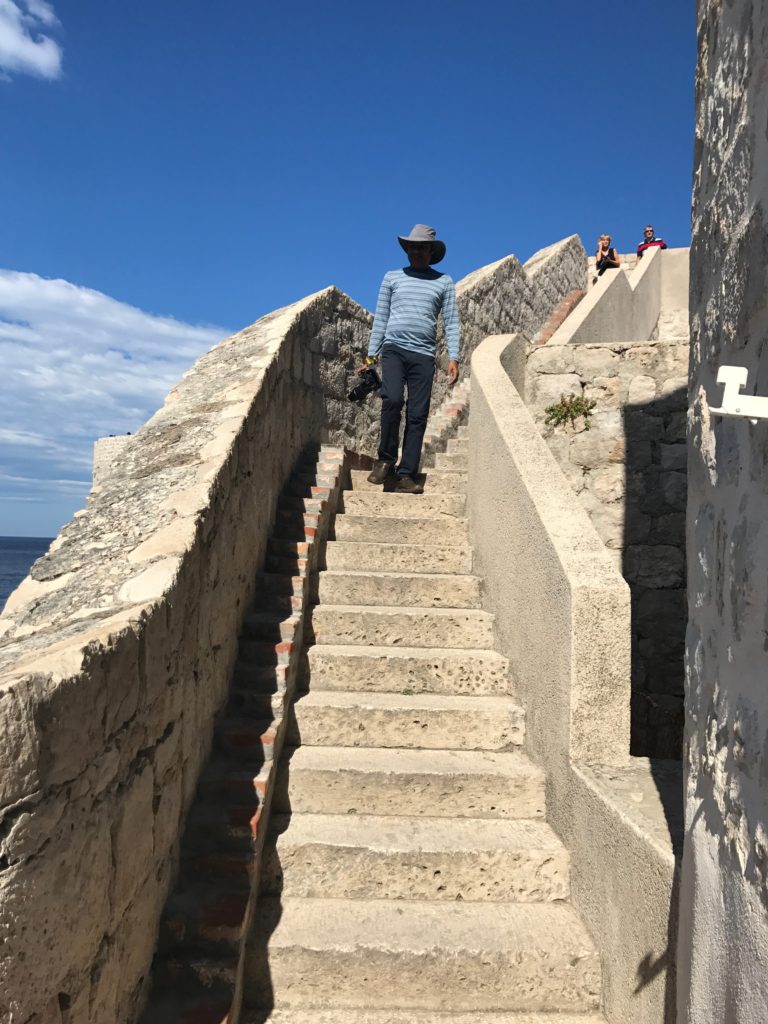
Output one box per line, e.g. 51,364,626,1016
433,234,587,407
0,236,586,1024
92,434,132,485
0,287,371,1024
679,2,768,1020
526,340,689,758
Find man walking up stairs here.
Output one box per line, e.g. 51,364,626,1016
245,427,607,1022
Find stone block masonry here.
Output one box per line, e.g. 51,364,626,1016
0,237,585,1024
679,1,768,1019
526,338,689,758
0,287,370,1024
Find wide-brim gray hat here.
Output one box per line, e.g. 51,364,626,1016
397,224,446,265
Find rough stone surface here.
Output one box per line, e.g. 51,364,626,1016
526,334,689,759
276,746,546,819
0,236,589,1024
249,898,601,1012
679,3,768,1021
262,814,566,902
290,691,524,751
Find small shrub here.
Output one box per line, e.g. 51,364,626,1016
544,393,597,430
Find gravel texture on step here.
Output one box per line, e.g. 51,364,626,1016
348,469,467,493
324,541,472,574
291,690,524,750
262,812,568,901
305,644,510,695
333,514,467,545
274,746,545,819
317,570,482,609
247,897,601,1012
340,491,465,518
247,1011,606,1024
310,604,495,649
434,451,469,471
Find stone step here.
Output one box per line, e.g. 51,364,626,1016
216,717,278,760
283,477,333,500
246,1013,606,1024
341,490,465,518
291,690,523,750
261,813,567,901
142,960,237,1024
349,469,467,493
317,570,482,608
198,757,272,811
247,898,600,1012
310,604,494,649
278,494,328,515
306,644,510,695
447,437,468,454
434,451,468,471
242,610,300,642
273,511,321,541
251,573,305,613
160,879,250,953
238,638,295,668
274,746,545,819
324,541,472,574
333,514,466,546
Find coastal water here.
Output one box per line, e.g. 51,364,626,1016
0,537,52,613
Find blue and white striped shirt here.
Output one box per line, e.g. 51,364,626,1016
367,267,461,362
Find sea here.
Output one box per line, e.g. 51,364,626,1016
0,536,52,613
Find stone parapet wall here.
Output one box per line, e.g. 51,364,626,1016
0,236,586,1024
525,340,689,758
93,434,133,485
433,234,587,405
0,287,371,1024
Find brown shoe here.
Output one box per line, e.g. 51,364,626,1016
394,475,424,494
367,460,394,485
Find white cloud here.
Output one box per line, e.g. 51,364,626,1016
0,0,62,80
0,269,227,531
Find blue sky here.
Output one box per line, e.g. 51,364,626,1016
0,0,695,537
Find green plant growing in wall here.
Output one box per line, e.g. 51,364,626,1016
544,393,597,430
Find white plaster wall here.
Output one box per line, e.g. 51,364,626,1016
679,2,768,1021
660,249,690,318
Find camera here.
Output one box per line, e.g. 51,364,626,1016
348,365,382,403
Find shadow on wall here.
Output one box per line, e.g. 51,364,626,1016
622,387,686,1024
622,388,687,760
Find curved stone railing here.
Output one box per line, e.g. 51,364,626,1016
0,237,587,1023
469,332,678,1024
0,286,372,1024
469,332,631,768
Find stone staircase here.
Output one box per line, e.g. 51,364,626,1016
243,428,607,1023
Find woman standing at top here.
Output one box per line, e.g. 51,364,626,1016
594,234,621,281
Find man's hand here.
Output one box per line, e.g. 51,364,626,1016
447,360,459,386
356,356,378,376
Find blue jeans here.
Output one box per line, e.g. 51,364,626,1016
378,345,434,479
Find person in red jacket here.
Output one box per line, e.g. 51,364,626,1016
637,225,668,258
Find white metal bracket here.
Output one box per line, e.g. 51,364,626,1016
710,365,768,425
